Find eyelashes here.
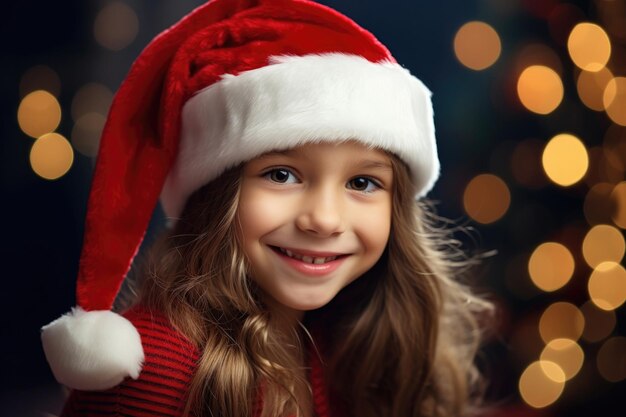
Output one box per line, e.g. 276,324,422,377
263,168,299,184
261,167,383,193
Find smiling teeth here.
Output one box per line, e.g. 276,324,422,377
280,248,337,264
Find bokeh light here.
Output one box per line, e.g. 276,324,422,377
588,262,626,311
583,146,624,187
584,147,623,186
17,90,61,139
463,174,511,224
584,182,617,225
581,301,616,343
539,302,585,343
576,67,613,111
582,224,625,268
519,360,566,408
612,182,626,229
597,337,626,382
542,133,589,186
19,65,61,98
528,242,575,292
29,133,74,180
603,77,626,126
517,65,564,114
454,21,502,70
94,1,139,51
71,113,106,158
603,125,626,174
71,83,114,122
540,338,584,381
567,22,611,72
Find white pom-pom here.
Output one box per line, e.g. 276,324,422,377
41,307,145,390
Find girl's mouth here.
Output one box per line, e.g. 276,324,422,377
269,246,347,265
277,247,337,264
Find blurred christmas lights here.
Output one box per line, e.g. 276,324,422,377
94,1,139,51
519,360,565,408
567,22,611,72
17,90,61,139
517,65,564,114
580,301,616,343
597,337,626,382
542,133,589,186
462,174,511,224
581,224,625,268
588,262,626,311
539,302,585,343
540,338,584,381
528,242,575,292
29,132,74,180
454,21,502,70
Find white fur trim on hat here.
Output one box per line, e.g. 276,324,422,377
161,53,439,220
41,307,144,390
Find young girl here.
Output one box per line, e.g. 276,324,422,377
41,1,492,416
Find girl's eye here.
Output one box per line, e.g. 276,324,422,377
347,177,380,193
264,168,299,184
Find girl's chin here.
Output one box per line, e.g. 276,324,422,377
266,293,336,318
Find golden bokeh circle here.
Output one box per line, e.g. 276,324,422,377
94,1,139,51
528,242,575,292
603,77,626,126
463,174,511,224
588,262,626,311
581,300,616,343
567,22,611,71
517,65,564,114
540,338,584,381
519,360,566,408
542,133,589,186
582,224,625,268
17,90,62,138
539,302,585,343
71,112,106,158
454,21,502,70
584,182,617,226
19,65,61,98
71,83,114,122
597,337,626,382
611,182,626,229
576,67,613,111
29,133,74,180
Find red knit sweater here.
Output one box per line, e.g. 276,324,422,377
60,306,332,417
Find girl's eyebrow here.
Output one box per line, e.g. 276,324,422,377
256,150,293,160
256,150,392,171
357,160,392,171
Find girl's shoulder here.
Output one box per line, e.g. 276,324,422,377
60,304,201,417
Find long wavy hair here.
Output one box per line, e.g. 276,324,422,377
136,153,492,417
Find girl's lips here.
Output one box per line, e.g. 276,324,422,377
270,246,348,276
270,245,347,258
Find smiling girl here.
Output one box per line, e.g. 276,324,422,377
41,1,492,416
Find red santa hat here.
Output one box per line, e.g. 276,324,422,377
41,0,439,390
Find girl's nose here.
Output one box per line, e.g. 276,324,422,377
295,187,346,237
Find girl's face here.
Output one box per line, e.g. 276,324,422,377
237,141,393,316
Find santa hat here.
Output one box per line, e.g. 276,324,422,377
41,0,439,390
